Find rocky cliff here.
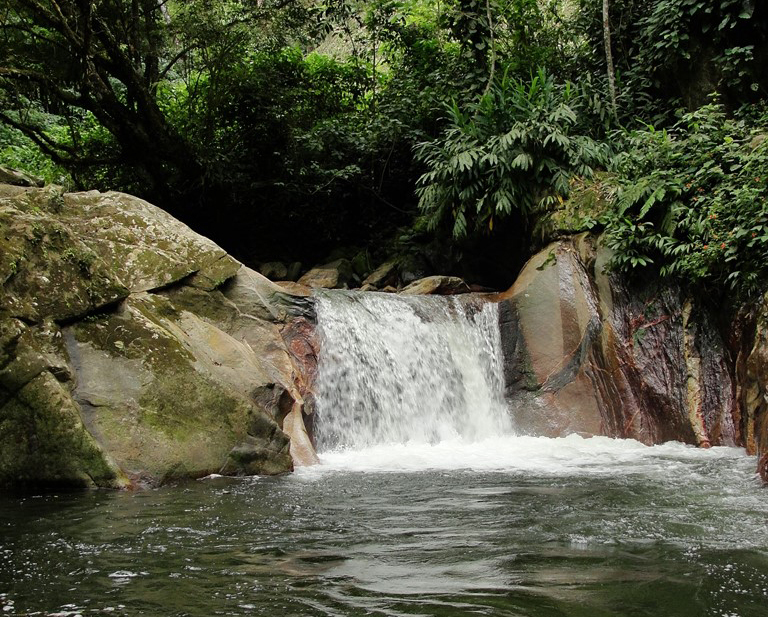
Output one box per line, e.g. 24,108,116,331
497,235,768,481
0,184,317,488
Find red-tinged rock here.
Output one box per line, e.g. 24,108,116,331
496,234,740,447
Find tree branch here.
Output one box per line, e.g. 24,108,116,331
158,44,200,80
0,67,83,105
0,110,74,164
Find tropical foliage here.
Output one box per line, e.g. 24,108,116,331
602,101,768,296
415,70,607,238
0,0,767,292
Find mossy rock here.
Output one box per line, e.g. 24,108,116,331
58,190,241,292
0,186,241,322
0,315,127,488
0,194,129,323
0,186,308,489
0,371,126,489
534,173,616,243
0,318,71,398
66,293,293,484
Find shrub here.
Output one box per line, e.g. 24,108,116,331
602,101,768,298
414,69,608,239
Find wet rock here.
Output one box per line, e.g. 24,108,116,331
221,266,314,323
400,275,470,296
281,317,320,398
283,402,320,466
497,236,739,446
279,316,321,468
738,296,768,481
273,281,312,296
0,186,319,489
359,261,396,289
297,259,355,289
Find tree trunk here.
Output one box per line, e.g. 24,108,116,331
603,0,618,117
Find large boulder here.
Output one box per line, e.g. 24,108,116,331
0,184,319,489
497,235,739,447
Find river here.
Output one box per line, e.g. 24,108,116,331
1,438,766,616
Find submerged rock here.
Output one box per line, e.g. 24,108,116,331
0,184,319,489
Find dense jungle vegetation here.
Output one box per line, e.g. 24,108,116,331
1,0,767,292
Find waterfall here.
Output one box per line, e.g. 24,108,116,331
313,290,512,451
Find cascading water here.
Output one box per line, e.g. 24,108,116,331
313,290,512,451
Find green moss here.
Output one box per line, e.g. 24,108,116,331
0,206,129,322
189,255,241,291
535,173,615,241
161,285,238,325
0,372,126,488
73,299,194,370
536,251,558,271
137,370,245,441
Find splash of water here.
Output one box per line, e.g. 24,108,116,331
313,290,512,451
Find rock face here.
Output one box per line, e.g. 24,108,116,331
0,184,319,489
497,235,740,447
733,296,768,481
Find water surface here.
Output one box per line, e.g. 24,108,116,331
2,437,766,617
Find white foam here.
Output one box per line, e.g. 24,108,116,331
297,434,749,476
309,290,754,481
